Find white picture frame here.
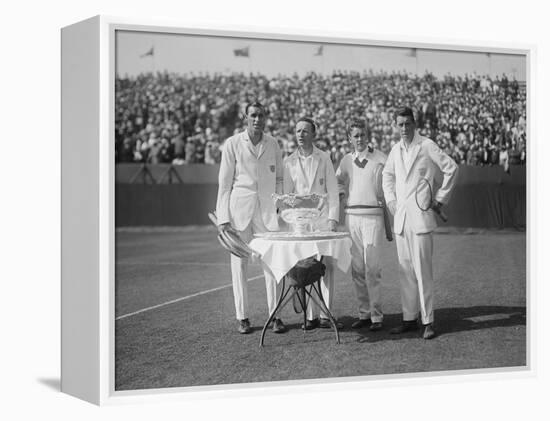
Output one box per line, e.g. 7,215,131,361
61,15,533,406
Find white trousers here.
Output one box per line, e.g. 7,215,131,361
346,214,384,323
231,206,278,321
395,220,434,324
305,256,335,320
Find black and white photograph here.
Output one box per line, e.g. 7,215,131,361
114,28,527,391
6,0,550,419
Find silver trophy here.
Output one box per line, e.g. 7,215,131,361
273,193,327,234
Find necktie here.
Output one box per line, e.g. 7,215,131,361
354,157,368,168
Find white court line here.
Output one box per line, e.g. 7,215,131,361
116,274,264,321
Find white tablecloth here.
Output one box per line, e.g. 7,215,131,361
248,237,353,283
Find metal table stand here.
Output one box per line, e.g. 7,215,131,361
259,258,340,347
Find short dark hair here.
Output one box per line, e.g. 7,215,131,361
394,106,415,123
245,101,265,115
346,118,367,136
296,117,316,133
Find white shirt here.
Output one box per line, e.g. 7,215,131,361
297,151,316,186
400,135,421,173
250,135,265,158
283,146,340,222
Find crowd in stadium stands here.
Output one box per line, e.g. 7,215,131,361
115,71,526,168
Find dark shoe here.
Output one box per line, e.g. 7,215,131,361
319,318,344,329
390,320,418,334
351,319,371,329
301,318,320,330
369,322,383,332
422,323,436,340
272,318,288,334
238,318,252,334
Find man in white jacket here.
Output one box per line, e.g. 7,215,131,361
383,107,458,339
216,102,287,335
283,117,341,330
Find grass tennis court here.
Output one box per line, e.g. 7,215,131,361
115,227,526,391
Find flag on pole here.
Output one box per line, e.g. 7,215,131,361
140,47,154,58
314,45,324,56
233,47,250,57
406,48,417,57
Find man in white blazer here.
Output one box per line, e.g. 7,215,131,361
283,117,342,330
382,107,458,339
216,102,287,335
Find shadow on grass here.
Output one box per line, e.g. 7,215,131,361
255,321,342,346
352,305,526,343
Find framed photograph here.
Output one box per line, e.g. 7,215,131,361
61,15,530,405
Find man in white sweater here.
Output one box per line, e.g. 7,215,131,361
336,119,387,331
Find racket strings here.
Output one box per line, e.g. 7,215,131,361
415,179,433,211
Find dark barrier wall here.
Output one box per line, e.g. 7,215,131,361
444,184,525,229
116,163,219,184
115,163,526,185
116,184,218,226
115,165,526,229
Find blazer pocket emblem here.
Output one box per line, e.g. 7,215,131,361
418,168,427,177
270,165,275,173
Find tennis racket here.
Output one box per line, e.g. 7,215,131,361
207,212,259,258
415,178,448,222
217,231,248,258
373,164,393,241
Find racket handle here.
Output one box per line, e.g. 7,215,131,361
382,206,393,241
208,212,218,226
435,208,448,222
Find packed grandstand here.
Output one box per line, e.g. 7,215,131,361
115,71,526,167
